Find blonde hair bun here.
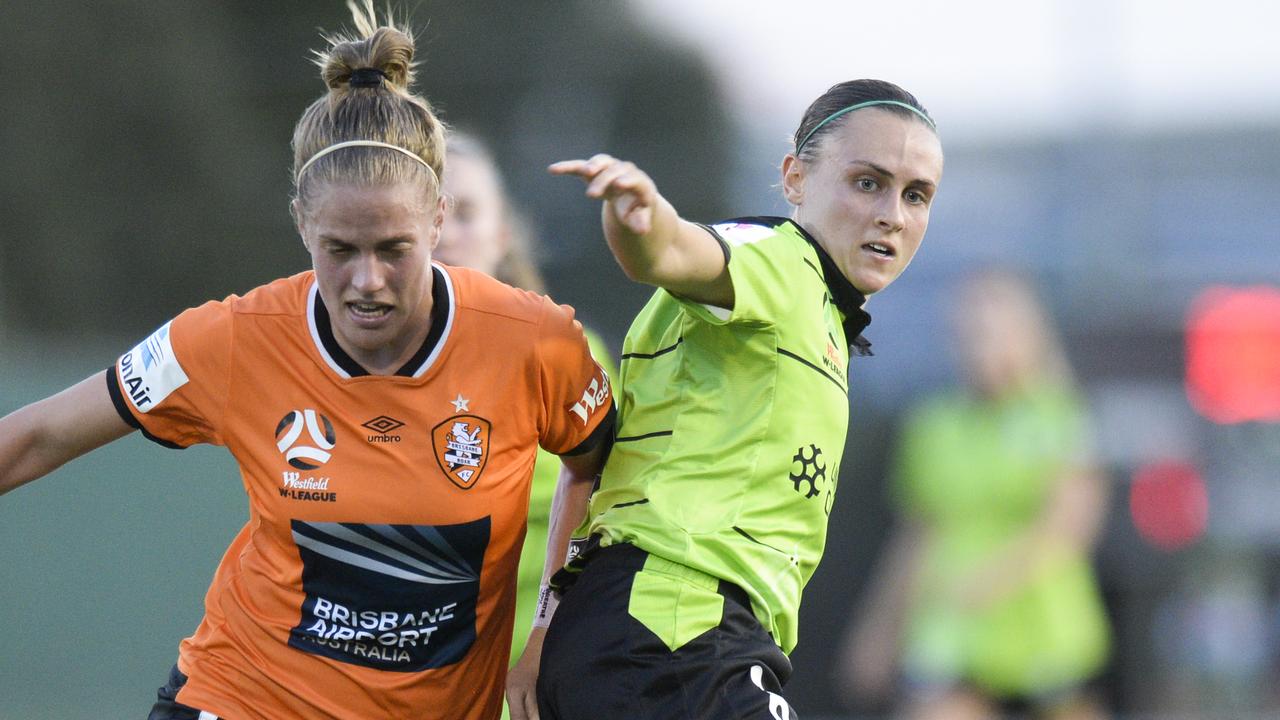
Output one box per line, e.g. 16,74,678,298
291,0,447,202
317,1,415,94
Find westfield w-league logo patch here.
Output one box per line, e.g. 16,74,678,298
431,415,491,489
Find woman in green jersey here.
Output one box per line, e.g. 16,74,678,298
840,270,1111,720
506,79,945,720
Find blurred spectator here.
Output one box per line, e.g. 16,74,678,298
837,269,1112,720
438,132,550,296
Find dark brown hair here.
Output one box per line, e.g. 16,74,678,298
793,79,934,161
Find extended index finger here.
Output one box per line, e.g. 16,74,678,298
548,153,616,178
547,159,591,177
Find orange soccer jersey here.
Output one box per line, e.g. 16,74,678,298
108,265,613,720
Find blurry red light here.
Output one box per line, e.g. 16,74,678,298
1184,285,1280,424
1129,460,1208,552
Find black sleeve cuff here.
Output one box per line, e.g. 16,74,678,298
105,366,141,430
696,223,732,266
104,365,185,450
559,401,616,457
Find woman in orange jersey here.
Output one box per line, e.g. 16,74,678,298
0,4,613,719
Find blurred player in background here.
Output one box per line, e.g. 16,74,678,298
0,4,613,718
506,79,945,720
838,270,1111,720
435,131,618,713
437,132,549,299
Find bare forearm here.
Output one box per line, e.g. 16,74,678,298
603,201,730,303
0,374,133,496
0,410,58,495
541,465,596,582
600,193,679,284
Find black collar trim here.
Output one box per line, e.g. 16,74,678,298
307,265,452,378
722,216,873,356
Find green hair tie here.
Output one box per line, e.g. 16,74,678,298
797,100,935,154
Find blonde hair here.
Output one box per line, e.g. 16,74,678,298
292,0,447,206
961,269,1075,388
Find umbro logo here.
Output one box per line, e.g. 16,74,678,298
363,415,405,444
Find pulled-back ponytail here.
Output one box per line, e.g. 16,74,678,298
793,79,934,162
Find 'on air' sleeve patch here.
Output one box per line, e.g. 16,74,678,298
116,321,189,414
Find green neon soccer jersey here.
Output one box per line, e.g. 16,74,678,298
585,216,871,653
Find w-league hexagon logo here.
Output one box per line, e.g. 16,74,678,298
276,409,337,470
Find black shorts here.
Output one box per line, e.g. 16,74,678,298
537,543,798,719
148,664,220,720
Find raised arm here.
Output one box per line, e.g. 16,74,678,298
0,372,134,496
549,154,733,309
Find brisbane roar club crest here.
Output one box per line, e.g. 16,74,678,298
432,415,491,490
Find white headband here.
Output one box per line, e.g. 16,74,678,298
295,140,437,185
